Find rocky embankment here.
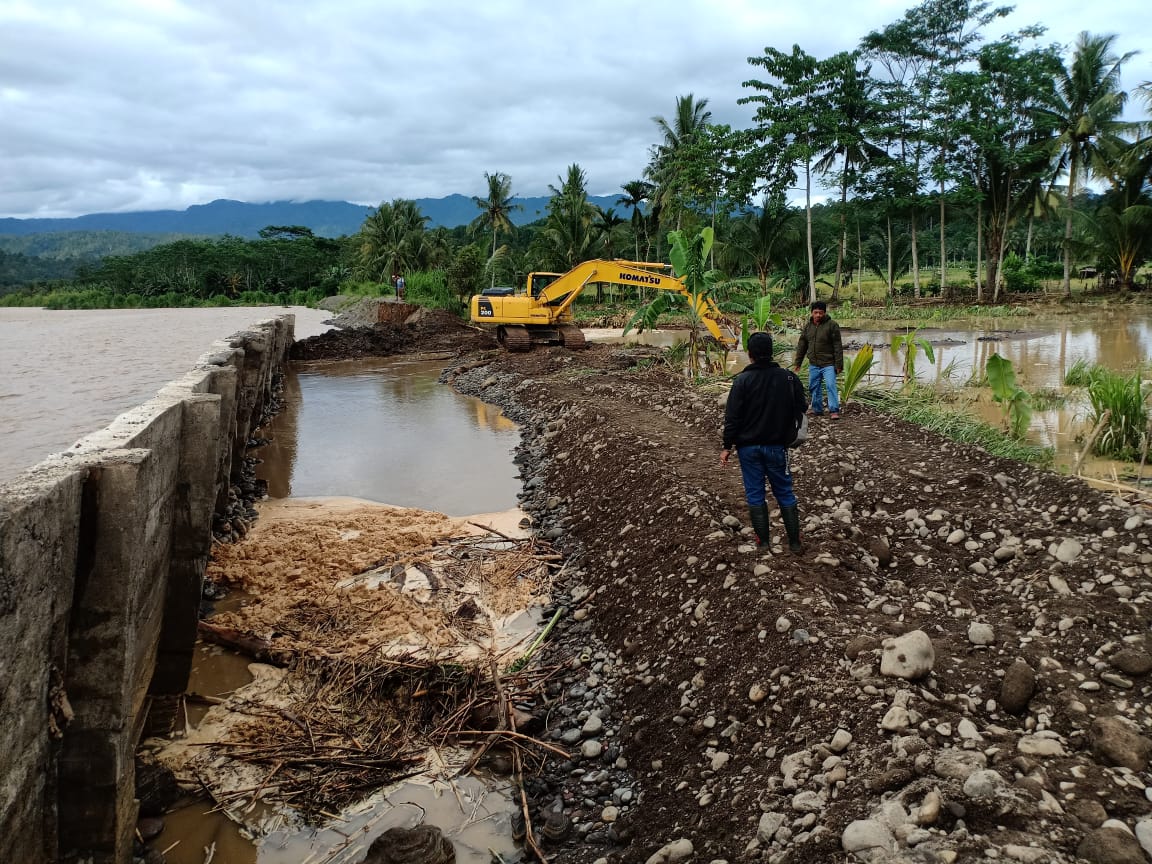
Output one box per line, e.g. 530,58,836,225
445,343,1152,864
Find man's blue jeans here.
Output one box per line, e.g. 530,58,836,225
808,365,840,414
736,445,796,508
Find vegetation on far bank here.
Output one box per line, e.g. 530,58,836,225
5,0,1152,313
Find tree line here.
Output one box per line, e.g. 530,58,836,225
4,0,1149,309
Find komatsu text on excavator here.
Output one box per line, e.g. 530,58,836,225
469,259,738,352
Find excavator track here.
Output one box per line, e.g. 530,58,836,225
498,325,532,352
557,325,587,350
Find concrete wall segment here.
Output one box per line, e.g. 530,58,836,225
0,313,295,863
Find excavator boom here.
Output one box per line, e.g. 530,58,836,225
470,259,737,352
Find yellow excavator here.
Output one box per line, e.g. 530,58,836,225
469,259,738,352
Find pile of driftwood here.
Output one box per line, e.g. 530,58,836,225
203,651,562,817
188,531,568,860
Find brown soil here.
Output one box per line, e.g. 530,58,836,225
267,320,1152,863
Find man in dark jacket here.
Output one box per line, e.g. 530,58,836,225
793,300,843,419
721,332,807,551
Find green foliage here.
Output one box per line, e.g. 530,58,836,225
1000,253,1043,292
839,344,875,404
446,244,487,303
890,329,936,388
737,294,783,348
624,292,680,337
1064,358,1101,387
1086,368,1149,460
858,387,1052,465
626,226,727,376
986,353,1033,439
405,270,464,315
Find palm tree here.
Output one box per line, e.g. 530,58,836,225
1094,137,1152,289
471,172,521,287
617,180,654,261
593,207,627,259
356,199,429,282
541,164,598,271
648,94,713,232
1037,32,1137,295
719,198,803,291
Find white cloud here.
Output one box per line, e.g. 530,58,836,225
1,0,1148,218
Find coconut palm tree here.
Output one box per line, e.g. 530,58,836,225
593,207,627,260
356,199,429,283
647,94,713,232
719,198,803,291
541,165,598,271
1036,32,1137,295
471,172,521,287
617,180,654,261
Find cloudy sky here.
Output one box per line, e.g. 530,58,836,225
1,0,1149,219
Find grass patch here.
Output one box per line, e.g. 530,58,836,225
1086,369,1149,460
858,387,1053,465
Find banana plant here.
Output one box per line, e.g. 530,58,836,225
625,226,723,376
739,294,784,351
986,353,1032,439
838,344,876,404
890,329,935,389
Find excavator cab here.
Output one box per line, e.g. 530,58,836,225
529,272,561,298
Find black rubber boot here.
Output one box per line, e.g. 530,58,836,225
780,505,803,553
747,504,771,546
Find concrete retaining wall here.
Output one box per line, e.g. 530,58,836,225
0,314,295,864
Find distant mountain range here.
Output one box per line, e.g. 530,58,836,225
0,195,633,239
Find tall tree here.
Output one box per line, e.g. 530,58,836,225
617,180,654,261
1094,136,1152,288
470,172,521,287
718,196,803,291
862,0,1009,297
947,39,1062,299
743,45,838,301
1037,32,1137,295
541,164,598,271
647,94,713,233
356,199,429,282
814,53,888,299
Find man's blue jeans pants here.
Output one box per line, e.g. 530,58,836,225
808,364,840,414
736,445,796,508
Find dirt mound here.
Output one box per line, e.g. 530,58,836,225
444,344,1152,864
291,309,496,361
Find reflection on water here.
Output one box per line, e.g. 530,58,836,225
846,311,1152,478
849,312,1152,390
255,357,520,516
156,775,519,864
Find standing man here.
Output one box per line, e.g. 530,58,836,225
793,300,843,419
721,332,807,552
396,274,406,300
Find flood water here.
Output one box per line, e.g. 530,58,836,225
597,310,1152,479
849,312,1152,476
255,357,520,515
0,306,333,484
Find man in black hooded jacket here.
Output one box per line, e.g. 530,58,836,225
720,331,807,551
